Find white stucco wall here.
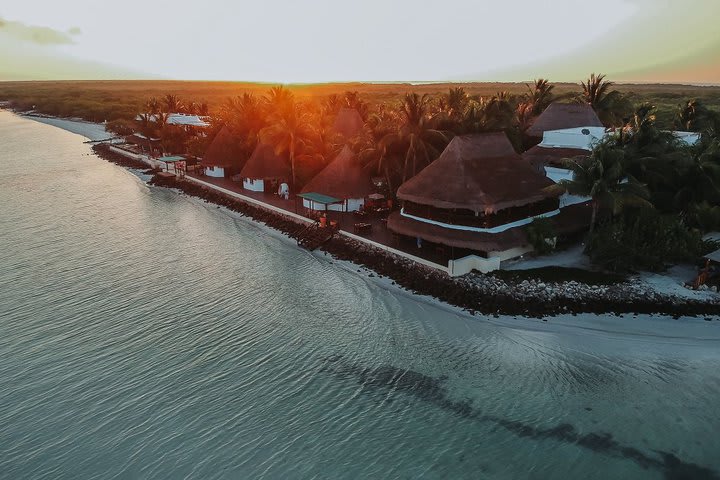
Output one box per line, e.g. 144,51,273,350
204,166,225,178
448,255,501,275
541,127,605,150
449,245,535,276
243,178,265,192
303,198,365,212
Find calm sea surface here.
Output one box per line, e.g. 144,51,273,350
1,111,719,480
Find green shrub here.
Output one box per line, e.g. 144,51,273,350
526,217,557,255
586,207,712,272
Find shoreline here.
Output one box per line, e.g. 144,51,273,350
11,112,717,321
87,144,718,319
1,108,113,143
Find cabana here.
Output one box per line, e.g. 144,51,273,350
200,126,242,178
526,103,603,140
300,146,373,212
388,133,564,261
239,143,290,193
124,133,160,156
333,108,364,140
523,126,606,172
158,155,186,175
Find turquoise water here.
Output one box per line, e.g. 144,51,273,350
1,111,719,479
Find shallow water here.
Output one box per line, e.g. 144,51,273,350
1,111,719,479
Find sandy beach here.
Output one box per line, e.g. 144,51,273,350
20,114,111,142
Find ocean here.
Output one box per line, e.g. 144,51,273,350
1,110,719,479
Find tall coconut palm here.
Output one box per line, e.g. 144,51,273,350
146,97,161,115
380,93,449,182
675,99,718,133
323,94,342,116
259,100,315,188
358,109,401,194
580,73,632,127
526,78,555,115
222,93,266,146
343,91,369,119
551,141,651,235
264,86,294,117
163,94,184,114
672,140,720,214
135,113,157,156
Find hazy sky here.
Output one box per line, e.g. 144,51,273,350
1,0,718,83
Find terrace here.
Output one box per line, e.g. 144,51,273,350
184,172,457,268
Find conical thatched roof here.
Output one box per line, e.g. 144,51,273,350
522,145,591,170
397,133,557,213
333,108,364,139
526,103,603,138
301,146,373,199
240,142,290,180
201,126,241,168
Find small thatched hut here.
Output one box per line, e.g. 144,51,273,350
239,143,290,193
332,108,364,140
526,103,603,139
201,126,242,178
300,146,373,212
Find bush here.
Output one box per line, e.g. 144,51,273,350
586,207,712,272
526,217,557,255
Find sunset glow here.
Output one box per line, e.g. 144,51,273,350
1,0,717,83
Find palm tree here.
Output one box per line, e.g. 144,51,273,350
323,94,342,116
526,78,555,115
357,109,401,195
672,139,720,215
135,113,157,156
551,141,651,235
675,99,718,133
146,97,161,115
264,86,294,117
343,91,369,119
580,73,632,127
380,93,449,182
259,99,315,188
163,94,184,114
221,93,266,147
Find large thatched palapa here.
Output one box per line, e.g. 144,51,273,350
389,132,564,259
526,103,603,139
397,133,556,213
201,126,242,178
239,142,290,192
332,108,364,140
300,146,373,212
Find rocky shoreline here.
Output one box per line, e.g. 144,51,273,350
92,145,719,320
93,144,157,171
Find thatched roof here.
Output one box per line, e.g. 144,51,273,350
387,202,592,253
387,212,529,252
201,126,241,168
523,145,591,170
301,146,373,199
333,108,364,139
396,133,557,213
527,103,603,138
240,142,290,180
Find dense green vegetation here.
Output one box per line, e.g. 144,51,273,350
2,77,718,273
556,103,720,272
1,79,719,128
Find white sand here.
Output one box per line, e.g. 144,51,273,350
22,114,111,142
